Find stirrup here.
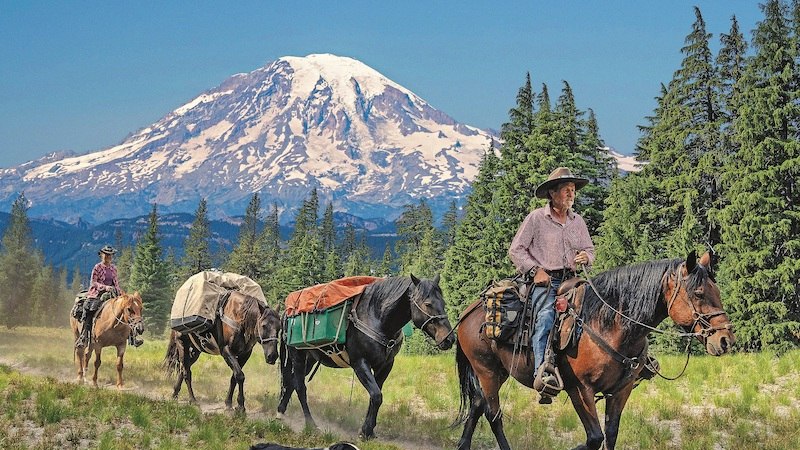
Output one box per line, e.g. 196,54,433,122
533,364,563,399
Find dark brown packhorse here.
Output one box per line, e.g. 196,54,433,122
277,274,456,439
454,252,736,450
163,291,282,412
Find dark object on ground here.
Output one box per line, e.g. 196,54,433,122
250,442,360,450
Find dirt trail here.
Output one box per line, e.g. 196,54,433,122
0,356,446,450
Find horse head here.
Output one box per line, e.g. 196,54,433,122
257,305,281,365
663,251,735,356
409,273,455,350
122,291,144,336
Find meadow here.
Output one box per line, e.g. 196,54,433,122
1,327,799,449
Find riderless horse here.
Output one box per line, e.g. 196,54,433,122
278,274,455,439
70,292,144,387
164,291,282,412
454,252,735,450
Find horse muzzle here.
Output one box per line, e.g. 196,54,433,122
436,330,456,351
705,329,735,356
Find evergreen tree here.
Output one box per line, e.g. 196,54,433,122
0,193,38,328
128,204,171,336
256,202,284,305
441,200,459,248
280,190,324,295
442,145,507,314
379,243,394,276
226,194,263,280
181,198,212,280
719,0,800,351
116,246,134,292
321,203,336,253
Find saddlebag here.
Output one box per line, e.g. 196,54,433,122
285,300,352,349
482,279,525,342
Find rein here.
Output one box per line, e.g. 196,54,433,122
112,296,142,329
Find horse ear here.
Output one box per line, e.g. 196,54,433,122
410,273,421,285
686,250,697,273
433,273,440,285
699,251,711,268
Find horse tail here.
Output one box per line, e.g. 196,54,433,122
162,330,181,378
452,337,482,428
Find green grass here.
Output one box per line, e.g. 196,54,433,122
2,327,800,449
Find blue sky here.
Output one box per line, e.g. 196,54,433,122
0,1,763,168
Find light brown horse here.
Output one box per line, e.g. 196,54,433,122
454,252,735,450
70,292,144,388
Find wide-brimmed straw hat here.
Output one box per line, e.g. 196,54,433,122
535,167,589,199
98,245,117,256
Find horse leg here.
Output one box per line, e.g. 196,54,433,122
230,349,252,412
74,343,86,383
220,346,246,412
92,347,102,387
475,369,511,450
603,384,635,450
293,354,316,429
276,344,295,417
566,385,605,450
351,358,384,439
115,344,126,388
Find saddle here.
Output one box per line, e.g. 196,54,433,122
554,278,588,352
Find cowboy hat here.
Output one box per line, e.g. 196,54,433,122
98,245,117,256
535,167,589,199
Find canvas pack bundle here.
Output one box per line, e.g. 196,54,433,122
482,279,525,341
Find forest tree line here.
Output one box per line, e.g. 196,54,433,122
0,2,798,352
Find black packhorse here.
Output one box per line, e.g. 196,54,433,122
277,274,455,439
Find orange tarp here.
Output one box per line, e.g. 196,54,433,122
285,276,380,316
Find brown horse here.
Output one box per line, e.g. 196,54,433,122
454,252,735,450
70,292,144,387
163,291,282,412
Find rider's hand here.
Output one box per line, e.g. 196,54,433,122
574,251,589,266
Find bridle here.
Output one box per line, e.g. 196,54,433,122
410,284,453,348
663,265,732,342
257,309,281,346
114,296,143,330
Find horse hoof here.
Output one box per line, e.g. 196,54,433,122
358,431,376,441
275,412,285,421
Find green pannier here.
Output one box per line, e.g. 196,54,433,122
285,300,352,349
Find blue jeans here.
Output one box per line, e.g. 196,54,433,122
530,278,561,374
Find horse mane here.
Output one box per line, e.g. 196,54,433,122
238,293,264,342
363,276,414,316
580,258,706,345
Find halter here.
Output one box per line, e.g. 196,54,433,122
256,310,280,345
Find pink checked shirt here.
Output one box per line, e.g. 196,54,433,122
87,263,122,299
508,203,595,275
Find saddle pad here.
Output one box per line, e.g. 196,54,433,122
285,276,379,316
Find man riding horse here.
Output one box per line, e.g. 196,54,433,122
76,245,142,348
508,167,595,403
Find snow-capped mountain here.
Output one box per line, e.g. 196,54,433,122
0,54,497,223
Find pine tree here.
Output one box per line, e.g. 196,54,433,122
441,200,459,248
181,198,212,280
719,0,800,351
379,243,394,276
226,194,263,279
280,190,324,295
256,203,284,305
128,204,171,335
0,193,38,328
321,203,336,253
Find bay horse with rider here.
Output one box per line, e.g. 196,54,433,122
454,252,735,450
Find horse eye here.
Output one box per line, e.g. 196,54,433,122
693,289,705,298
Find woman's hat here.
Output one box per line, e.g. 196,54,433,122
98,245,117,256
535,167,589,199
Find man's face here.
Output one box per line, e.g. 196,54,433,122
550,182,576,210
